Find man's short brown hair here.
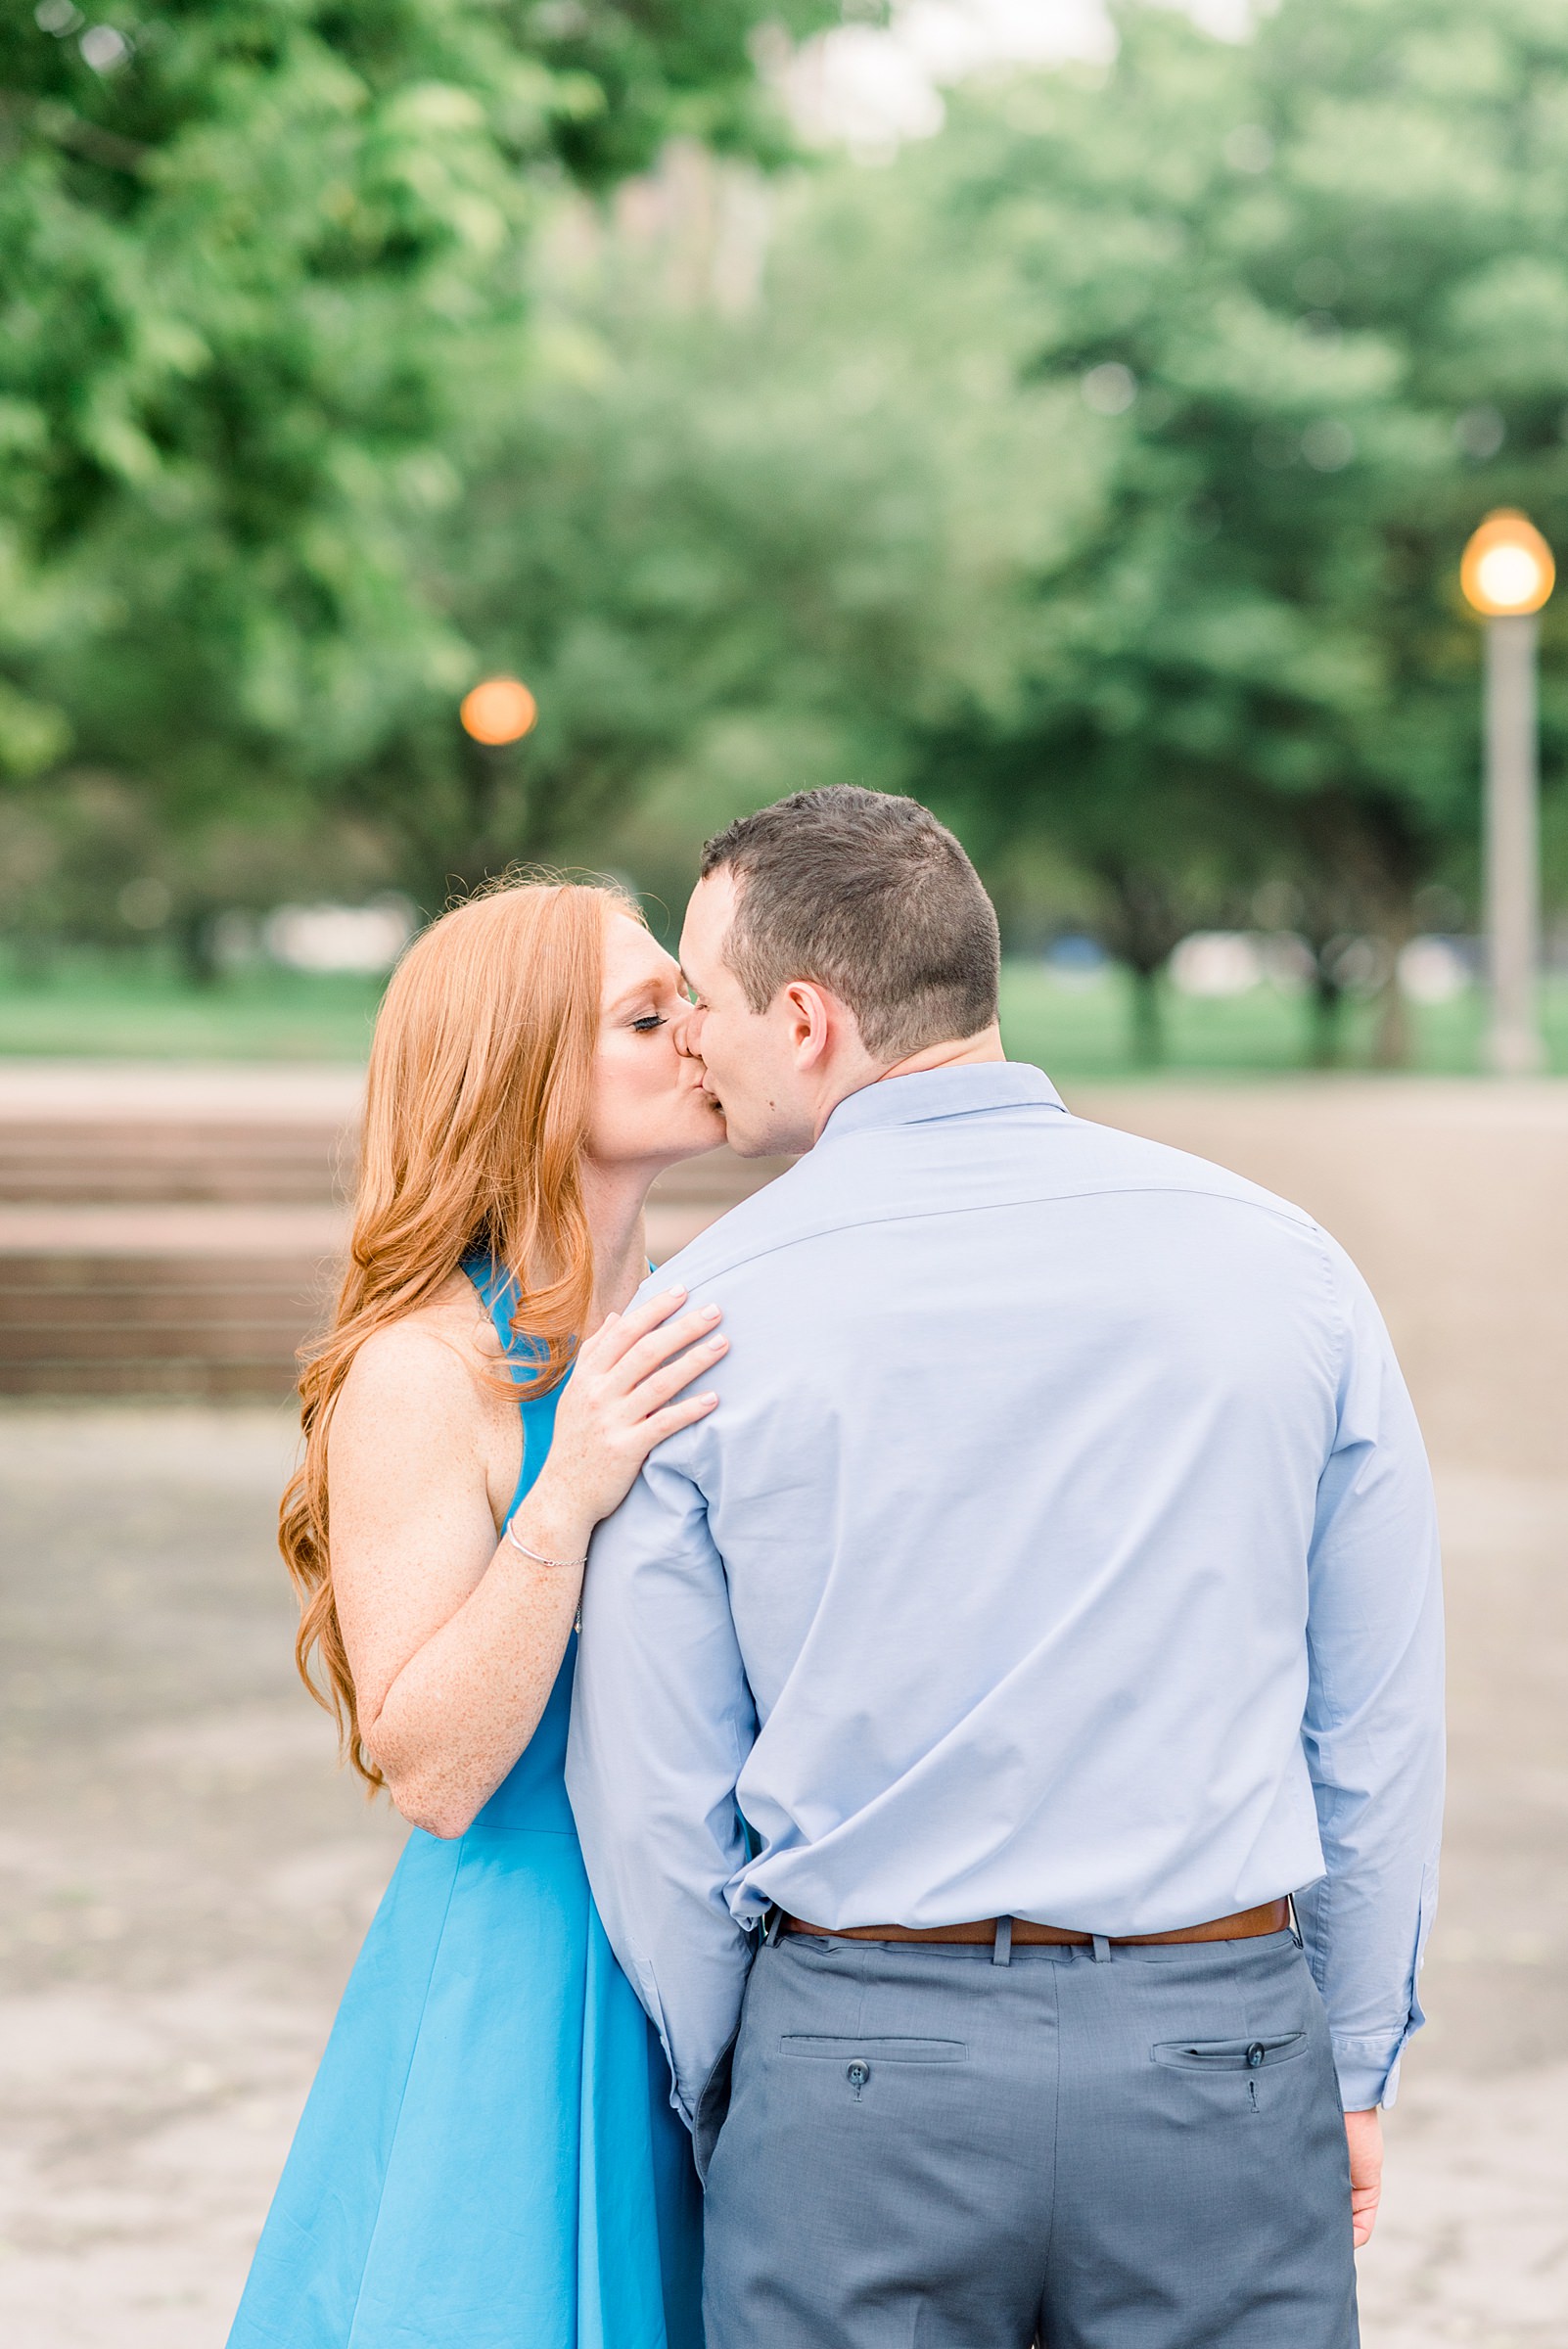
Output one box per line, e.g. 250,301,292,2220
699,787,1000,1063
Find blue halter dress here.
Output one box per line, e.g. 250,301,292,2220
228,1261,703,2349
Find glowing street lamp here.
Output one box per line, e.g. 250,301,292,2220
460,676,538,746
1460,510,1553,1075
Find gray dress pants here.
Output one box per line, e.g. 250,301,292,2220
701,1926,1358,2349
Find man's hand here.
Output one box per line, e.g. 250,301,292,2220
1344,2107,1383,2247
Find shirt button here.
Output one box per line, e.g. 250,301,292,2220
1246,2043,1266,2069
846,2059,870,2089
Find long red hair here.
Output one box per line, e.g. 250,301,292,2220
280,876,632,1788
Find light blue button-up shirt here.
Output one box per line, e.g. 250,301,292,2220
567,1065,1444,2123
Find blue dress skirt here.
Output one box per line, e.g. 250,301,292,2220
228,1267,703,2349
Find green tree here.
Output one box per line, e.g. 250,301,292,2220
899,0,1568,1060
0,0,838,956
397,127,1084,912
448,0,1568,1065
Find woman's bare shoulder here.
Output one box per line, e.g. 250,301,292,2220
332,1276,508,1445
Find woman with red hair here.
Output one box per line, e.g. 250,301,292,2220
228,877,722,2348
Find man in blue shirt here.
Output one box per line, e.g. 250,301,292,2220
568,787,1443,2349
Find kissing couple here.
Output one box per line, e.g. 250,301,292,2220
229,786,1443,2349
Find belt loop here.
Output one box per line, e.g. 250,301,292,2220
764,1906,785,1948
1091,1934,1112,1963
992,1914,1013,1967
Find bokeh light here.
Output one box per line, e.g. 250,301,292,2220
1460,510,1555,617
459,676,538,744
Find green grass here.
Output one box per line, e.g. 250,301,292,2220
0,954,385,1062
1000,964,1568,1080
0,948,1564,1077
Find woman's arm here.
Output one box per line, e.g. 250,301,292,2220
329,1287,725,1837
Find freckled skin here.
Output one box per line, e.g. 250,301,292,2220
327,915,726,1841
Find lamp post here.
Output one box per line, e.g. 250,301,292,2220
1460,510,1554,1075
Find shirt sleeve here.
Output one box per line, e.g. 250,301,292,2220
564,1434,758,2131
1296,1237,1445,2110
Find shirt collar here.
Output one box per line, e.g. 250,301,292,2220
819,1061,1066,1146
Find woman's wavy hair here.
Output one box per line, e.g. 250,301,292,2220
279,874,634,1789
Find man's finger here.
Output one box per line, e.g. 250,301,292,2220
1344,2108,1383,2249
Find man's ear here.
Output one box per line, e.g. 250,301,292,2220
781,979,835,1071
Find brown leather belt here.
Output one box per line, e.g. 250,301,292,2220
782,1898,1290,1949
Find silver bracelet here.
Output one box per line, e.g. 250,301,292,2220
505,1518,587,1572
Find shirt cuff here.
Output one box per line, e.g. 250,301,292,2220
1332,2031,1410,2110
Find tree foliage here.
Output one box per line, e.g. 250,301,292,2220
900,0,1568,1054
434,0,1568,1059
6,0,1568,1070
0,0,836,947
386,151,1067,907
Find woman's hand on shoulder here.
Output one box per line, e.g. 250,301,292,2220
530,1286,724,1548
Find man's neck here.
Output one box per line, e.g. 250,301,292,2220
877,1024,1006,1083
809,1023,1006,1143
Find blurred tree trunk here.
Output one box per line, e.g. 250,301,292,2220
1130,966,1165,1066
1097,864,1189,1069
1372,915,1415,1069
1365,809,1425,1072
1308,963,1347,1068
453,734,511,895
173,905,218,987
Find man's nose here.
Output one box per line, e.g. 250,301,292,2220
673,1002,703,1058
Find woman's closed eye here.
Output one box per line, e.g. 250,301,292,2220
630,1013,667,1034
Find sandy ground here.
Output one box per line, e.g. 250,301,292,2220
0,1077,1564,2347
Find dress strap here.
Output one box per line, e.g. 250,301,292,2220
460,1252,538,1382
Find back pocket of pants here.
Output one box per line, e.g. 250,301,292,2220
1152,2033,1306,2072
780,2036,966,2062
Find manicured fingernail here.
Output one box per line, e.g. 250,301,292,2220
702,1303,720,1319
666,1285,686,1300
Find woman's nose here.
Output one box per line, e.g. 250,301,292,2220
673,1004,703,1058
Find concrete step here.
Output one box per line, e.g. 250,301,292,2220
0,1122,353,1205
0,1205,346,1400
0,1064,784,1398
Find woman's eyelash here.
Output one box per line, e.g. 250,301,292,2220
631,1014,667,1033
